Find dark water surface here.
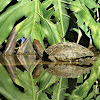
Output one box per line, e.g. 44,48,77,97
0,53,100,100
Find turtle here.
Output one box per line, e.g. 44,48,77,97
33,39,95,62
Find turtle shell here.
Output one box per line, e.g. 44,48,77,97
45,42,94,61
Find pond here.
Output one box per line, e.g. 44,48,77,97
0,52,100,100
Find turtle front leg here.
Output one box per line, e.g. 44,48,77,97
48,55,57,62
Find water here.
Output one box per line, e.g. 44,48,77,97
0,52,100,100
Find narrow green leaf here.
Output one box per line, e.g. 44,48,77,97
84,92,94,100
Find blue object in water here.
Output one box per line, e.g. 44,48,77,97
90,33,92,40
21,37,26,44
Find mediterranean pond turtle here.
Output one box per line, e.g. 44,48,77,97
33,40,94,62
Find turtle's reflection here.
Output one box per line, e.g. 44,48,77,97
43,62,92,78
3,55,92,81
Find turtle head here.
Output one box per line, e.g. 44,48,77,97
33,39,44,57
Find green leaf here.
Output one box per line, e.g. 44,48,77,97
0,0,69,47
99,0,100,3
41,0,69,41
77,75,83,84
53,0,69,39
52,78,68,100
14,0,45,48
84,92,94,100
41,0,54,19
0,0,12,12
96,95,100,100
40,15,62,45
74,13,90,38
0,0,34,45
38,71,59,91
36,91,49,100
83,0,96,9
15,68,38,100
15,16,45,49
0,64,30,100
